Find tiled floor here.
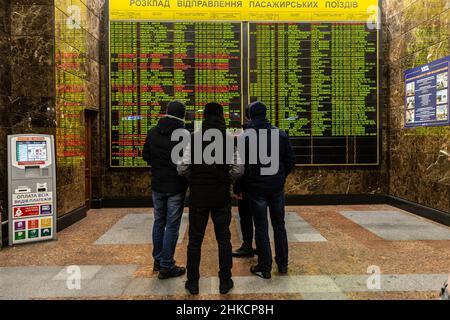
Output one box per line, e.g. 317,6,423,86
0,205,449,300
339,210,450,240
94,213,189,245
236,212,327,242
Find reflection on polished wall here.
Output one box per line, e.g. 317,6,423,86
54,0,101,215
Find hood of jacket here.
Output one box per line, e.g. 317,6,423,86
202,114,226,132
156,116,184,135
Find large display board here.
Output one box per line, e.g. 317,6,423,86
404,55,450,128
108,0,380,167
110,21,242,167
249,22,378,165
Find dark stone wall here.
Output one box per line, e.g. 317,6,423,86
0,0,56,223
383,0,450,213
0,0,10,223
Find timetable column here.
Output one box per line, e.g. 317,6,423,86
310,23,332,137
249,23,276,122
278,23,311,137
173,22,195,112
353,24,378,164
212,23,241,127
310,23,333,164
139,22,173,144
110,22,138,167
351,24,377,136
331,23,353,137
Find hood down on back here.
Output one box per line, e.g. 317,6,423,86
142,116,187,194
156,116,184,135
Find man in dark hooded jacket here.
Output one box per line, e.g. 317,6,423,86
178,102,244,295
243,101,295,279
142,100,188,280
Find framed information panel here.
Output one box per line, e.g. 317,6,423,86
108,0,380,167
404,55,450,128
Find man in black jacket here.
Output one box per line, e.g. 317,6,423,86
243,101,295,279
142,100,188,280
178,102,244,295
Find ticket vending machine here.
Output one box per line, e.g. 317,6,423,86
7,134,57,245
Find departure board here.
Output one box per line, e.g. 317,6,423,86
110,21,242,167
108,0,381,167
249,22,379,165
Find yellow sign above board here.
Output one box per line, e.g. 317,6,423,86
109,0,380,22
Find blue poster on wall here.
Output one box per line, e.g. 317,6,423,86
404,55,450,128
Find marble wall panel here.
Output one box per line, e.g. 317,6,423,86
10,4,52,37
0,33,10,98
87,8,100,39
0,127,7,223
8,97,55,130
85,0,105,18
10,36,54,98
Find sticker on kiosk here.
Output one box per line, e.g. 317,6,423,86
13,205,40,218
40,204,52,215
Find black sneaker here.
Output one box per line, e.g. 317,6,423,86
185,280,199,295
219,278,234,294
250,265,271,279
153,261,161,272
278,265,288,274
232,245,255,258
158,266,186,279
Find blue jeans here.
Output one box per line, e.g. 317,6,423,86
248,189,288,272
152,191,186,269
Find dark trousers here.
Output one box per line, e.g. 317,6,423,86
152,191,185,269
248,190,288,272
187,206,232,281
237,194,254,247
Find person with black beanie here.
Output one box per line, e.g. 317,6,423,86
243,101,295,279
178,102,244,295
142,100,188,280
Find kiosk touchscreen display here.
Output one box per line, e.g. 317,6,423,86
16,141,48,164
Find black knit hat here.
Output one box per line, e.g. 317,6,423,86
203,102,223,117
249,101,267,119
167,100,186,119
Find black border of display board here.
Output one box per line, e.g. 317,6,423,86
404,55,450,128
105,0,382,168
